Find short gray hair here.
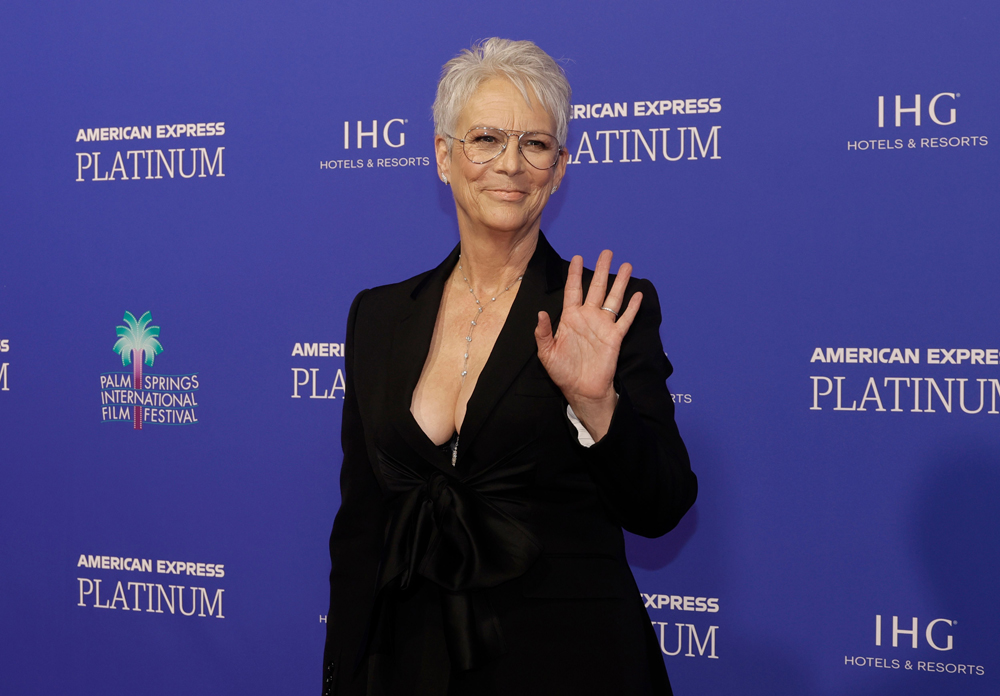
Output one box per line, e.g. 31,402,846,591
433,38,572,147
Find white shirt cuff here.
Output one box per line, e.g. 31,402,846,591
566,404,596,447
567,392,619,448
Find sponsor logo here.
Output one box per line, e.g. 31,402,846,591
810,347,1000,365
644,590,720,659
101,312,200,428
642,593,719,612
847,93,988,152
808,346,1000,414
843,614,984,677
75,552,225,619
76,554,225,578
571,99,722,120
321,117,432,171
75,122,226,142
567,96,722,165
74,120,225,181
875,615,953,651
0,338,8,391
651,622,719,659
292,342,345,357
877,94,957,128
343,119,406,148
291,341,345,400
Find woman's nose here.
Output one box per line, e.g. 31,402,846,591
492,135,525,174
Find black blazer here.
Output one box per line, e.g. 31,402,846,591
323,233,697,696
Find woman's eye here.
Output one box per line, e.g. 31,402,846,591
524,138,553,151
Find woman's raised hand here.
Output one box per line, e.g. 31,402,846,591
534,250,643,441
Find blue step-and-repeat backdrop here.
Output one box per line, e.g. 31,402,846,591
2,1,997,694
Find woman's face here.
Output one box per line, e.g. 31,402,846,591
436,78,568,239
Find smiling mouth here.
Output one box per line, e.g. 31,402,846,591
485,188,527,201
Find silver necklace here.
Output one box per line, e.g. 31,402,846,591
457,254,523,381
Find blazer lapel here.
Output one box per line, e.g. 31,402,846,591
386,242,463,475
456,232,566,465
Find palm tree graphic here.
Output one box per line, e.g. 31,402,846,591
113,311,163,430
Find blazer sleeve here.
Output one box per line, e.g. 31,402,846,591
323,290,386,695
577,278,697,538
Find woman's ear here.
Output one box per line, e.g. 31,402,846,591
550,147,570,192
435,135,451,183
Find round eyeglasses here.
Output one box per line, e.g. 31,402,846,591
448,127,562,170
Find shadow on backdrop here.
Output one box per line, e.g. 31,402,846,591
913,448,1000,648
625,503,699,570
833,454,1000,696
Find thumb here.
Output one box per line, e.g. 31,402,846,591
535,311,554,354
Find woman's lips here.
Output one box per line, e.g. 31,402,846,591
485,188,527,201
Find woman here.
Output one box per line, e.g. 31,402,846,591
324,38,696,696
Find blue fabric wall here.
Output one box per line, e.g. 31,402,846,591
1,1,997,693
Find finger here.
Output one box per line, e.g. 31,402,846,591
602,262,633,314
614,291,643,336
584,249,613,307
563,255,584,310
535,311,554,354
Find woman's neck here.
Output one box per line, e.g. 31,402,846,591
455,228,538,295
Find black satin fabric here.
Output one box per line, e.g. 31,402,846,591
362,432,549,674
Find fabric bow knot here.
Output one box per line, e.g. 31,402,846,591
366,442,545,670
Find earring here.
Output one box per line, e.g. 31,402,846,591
551,185,559,193
442,175,448,185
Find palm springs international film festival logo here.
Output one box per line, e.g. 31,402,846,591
100,311,199,429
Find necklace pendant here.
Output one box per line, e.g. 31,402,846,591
457,253,525,385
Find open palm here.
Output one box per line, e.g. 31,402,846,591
535,250,643,416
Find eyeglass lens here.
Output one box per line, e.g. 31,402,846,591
463,128,559,169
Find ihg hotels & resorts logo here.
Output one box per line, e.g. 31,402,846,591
100,311,199,428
